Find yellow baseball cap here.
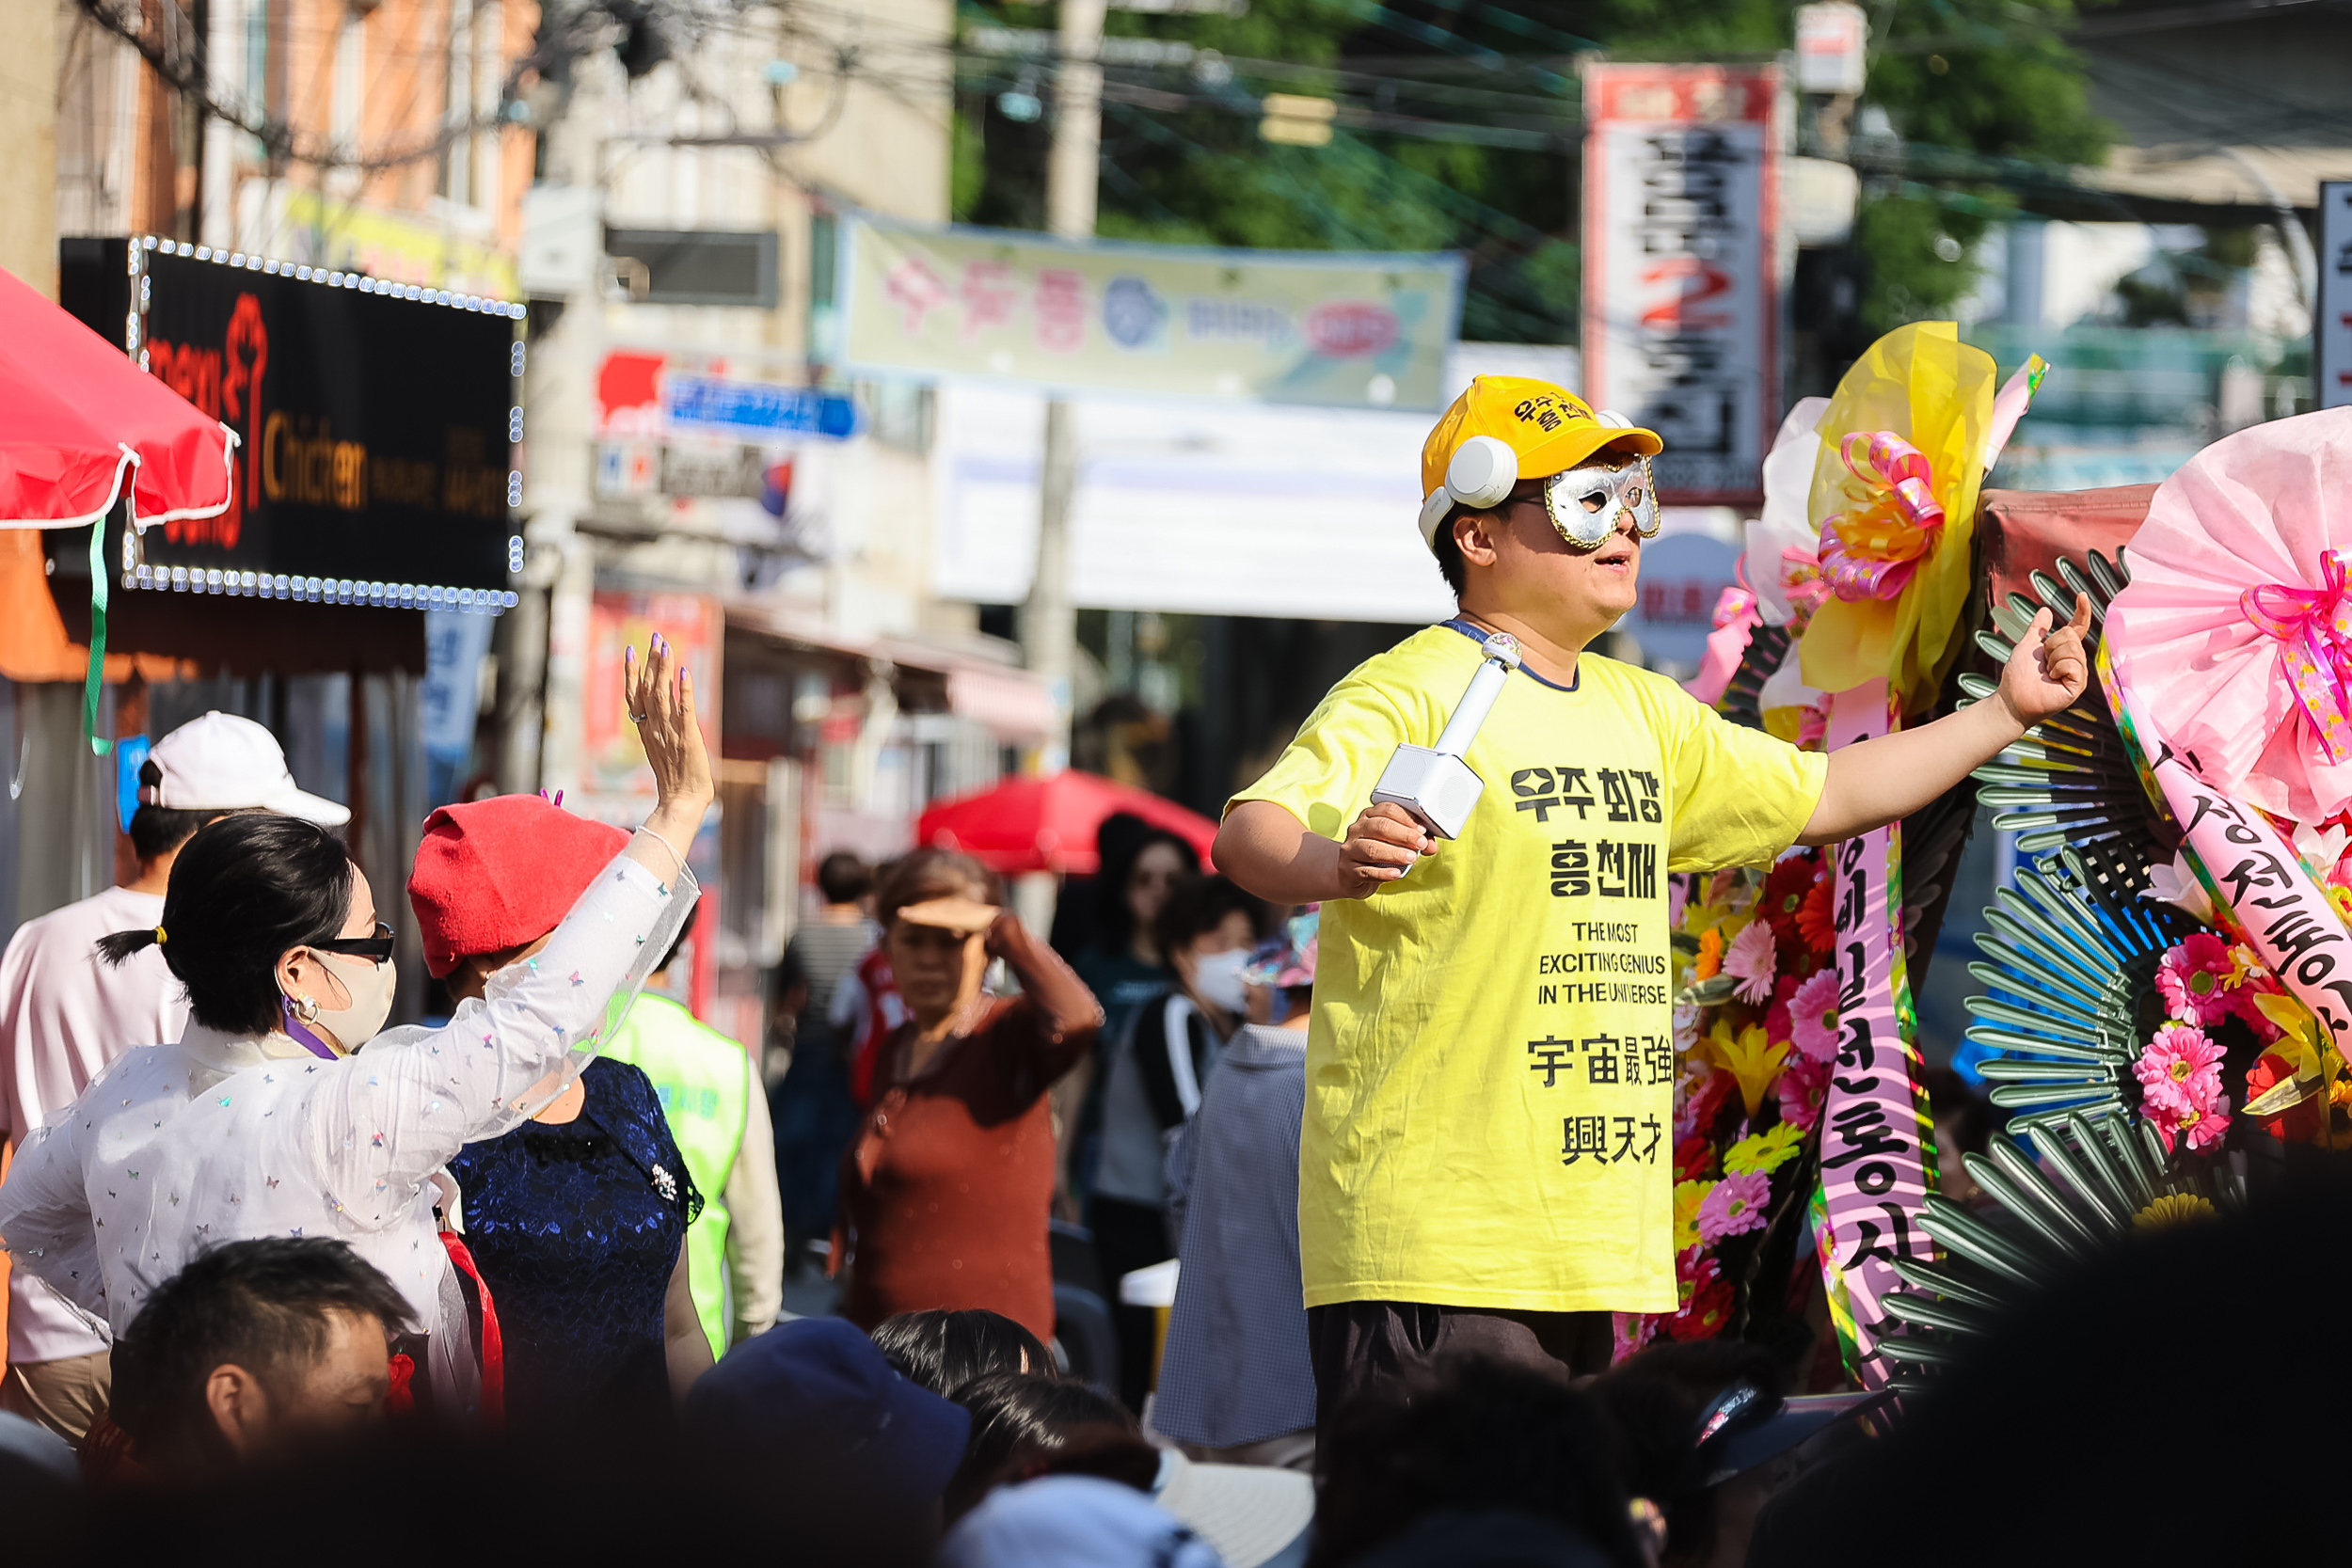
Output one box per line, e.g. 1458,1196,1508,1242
1418,376,1663,549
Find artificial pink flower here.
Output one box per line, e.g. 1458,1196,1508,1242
2147,1092,2233,1154
1724,920,1778,1005
1788,970,1842,1065
1667,878,1690,930
1696,1169,1772,1244
2134,1022,2226,1115
2184,1098,2233,1151
2153,933,2235,1027
1612,1311,1660,1365
1776,1056,1830,1133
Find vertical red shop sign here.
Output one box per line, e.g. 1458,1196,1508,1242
1581,63,1780,507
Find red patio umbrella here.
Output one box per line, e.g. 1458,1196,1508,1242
914,770,1219,875
0,262,237,750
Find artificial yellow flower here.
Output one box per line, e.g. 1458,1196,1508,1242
1673,1179,1713,1253
2132,1193,2216,1230
2223,943,2272,992
1724,1120,1805,1177
1700,1021,1791,1120
2244,991,2328,1120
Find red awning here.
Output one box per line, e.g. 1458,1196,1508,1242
0,262,235,531
914,770,1219,875
0,262,237,749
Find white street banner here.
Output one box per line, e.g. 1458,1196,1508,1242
837,213,1465,412
1582,63,1781,505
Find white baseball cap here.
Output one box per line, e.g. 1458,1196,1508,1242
139,711,351,826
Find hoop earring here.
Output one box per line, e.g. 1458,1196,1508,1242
297,995,321,1022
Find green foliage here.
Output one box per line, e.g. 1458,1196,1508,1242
955,0,2116,347
1855,0,2115,324
1867,5,2113,166
1852,192,1997,336
951,108,988,223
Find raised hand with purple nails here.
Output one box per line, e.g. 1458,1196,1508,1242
622,631,715,876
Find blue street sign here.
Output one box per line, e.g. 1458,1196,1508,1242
662,374,863,440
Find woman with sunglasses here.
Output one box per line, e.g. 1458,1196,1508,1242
0,637,711,1418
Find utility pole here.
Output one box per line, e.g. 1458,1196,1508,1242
1020,0,1104,776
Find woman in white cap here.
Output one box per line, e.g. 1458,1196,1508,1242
0,637,710,1419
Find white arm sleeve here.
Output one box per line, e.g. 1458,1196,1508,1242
0,1076,104,1324
305,850,697,1224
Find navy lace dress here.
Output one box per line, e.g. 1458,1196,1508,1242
447,1056,703,1429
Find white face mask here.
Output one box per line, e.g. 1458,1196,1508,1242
296,950,397,1053
1192,947,1252,1015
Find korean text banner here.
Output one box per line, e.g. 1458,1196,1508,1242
837,213,1466,412
1581,64,1781,506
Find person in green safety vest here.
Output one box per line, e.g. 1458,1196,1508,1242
602,917,786,1359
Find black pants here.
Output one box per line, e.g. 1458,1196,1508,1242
1089,1195,1175,1415
1306,1300,1614,1434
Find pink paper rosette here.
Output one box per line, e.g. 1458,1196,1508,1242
2105,407,2352,823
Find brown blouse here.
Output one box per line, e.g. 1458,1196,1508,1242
835,915,1102,1342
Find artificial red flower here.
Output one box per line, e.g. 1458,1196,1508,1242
1759,854,1819,947
2246,1051,2325,1144
1673,1135,1716,1183
1763,971,1799,1045
1666,1269,1734,1341
1795,873,1836,954
1676,1067,1736,1142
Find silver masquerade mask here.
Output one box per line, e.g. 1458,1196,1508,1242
1543,455,1661,551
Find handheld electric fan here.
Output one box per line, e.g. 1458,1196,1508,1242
1370,631,1522,848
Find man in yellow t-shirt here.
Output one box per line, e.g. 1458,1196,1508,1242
1216,376,2092,1421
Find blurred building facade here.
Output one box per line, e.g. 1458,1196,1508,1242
5,0,1055,1053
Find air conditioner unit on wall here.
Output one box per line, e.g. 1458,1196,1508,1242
602,228,779,309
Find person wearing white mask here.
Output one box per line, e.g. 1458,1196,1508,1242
0,637,711,1420
1089,873,1266,1413
0,710,348,1445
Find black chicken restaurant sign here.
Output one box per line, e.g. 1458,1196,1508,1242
59,236,522,611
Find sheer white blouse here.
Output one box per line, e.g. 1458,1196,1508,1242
0,849,694,1372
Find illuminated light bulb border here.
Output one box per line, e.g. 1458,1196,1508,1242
119,238,526,616
119,566,519,615
131,235,529,319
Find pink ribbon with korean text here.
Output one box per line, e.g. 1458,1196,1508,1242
1813,677,1939,1388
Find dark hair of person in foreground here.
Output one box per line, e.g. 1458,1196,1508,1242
870,1307,1056,1396
1749,1153,2352,1567
97,814,356,1034
943,1371,1157,1521
1589,1338,1786,1567
109,1236,414,1475
1310,1353,1648,1568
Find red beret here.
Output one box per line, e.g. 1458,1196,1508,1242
408,795,631,977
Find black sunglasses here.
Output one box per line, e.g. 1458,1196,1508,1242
311,922,396,964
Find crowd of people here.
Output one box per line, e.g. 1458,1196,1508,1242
4,374,2342,1564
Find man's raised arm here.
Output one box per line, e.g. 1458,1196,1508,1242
1797,594,2091,847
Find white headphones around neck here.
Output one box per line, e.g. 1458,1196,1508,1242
1418,412,1645,550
